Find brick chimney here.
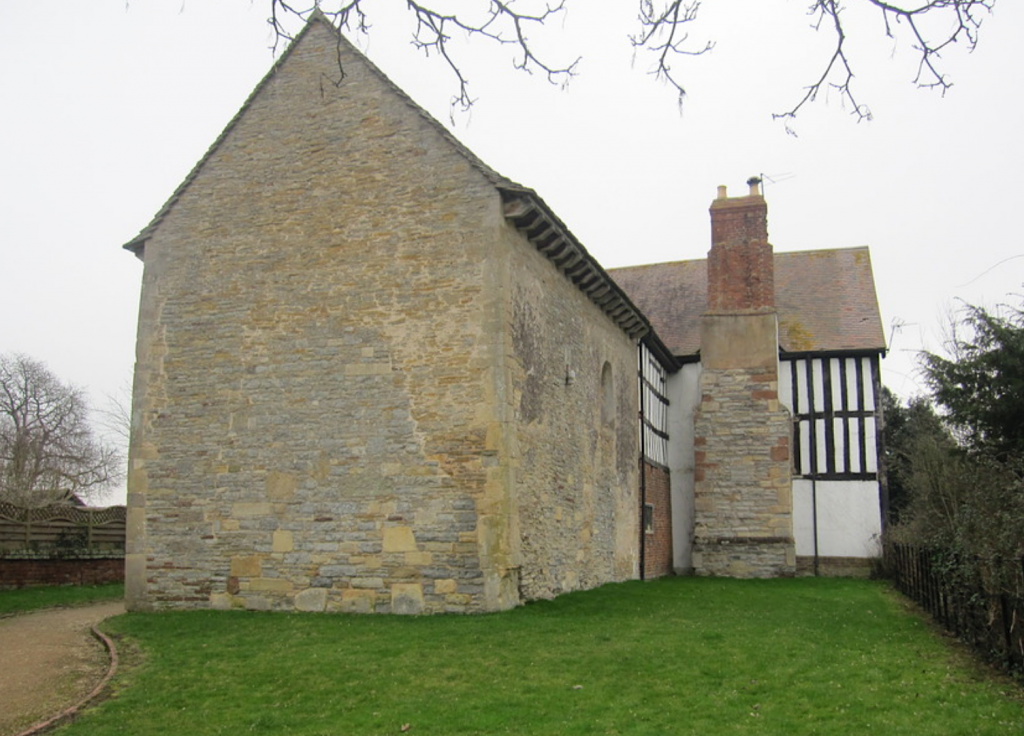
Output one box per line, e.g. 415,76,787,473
706,178,774,312
692,178,794,579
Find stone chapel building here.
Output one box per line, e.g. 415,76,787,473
123,13,886,613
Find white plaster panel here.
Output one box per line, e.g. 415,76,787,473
666,362,701,573
778,359,794,411
793,479,882,558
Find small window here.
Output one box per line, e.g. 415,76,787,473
643,503,654,534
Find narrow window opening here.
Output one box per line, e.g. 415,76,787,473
600,361,614,427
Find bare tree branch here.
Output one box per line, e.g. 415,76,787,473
269,1,578,120
630,1,714,108
775,0,994,128
267,1,995,123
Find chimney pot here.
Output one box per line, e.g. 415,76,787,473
717,185,727,200
746,176,762,197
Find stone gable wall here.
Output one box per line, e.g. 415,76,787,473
127,22,517,613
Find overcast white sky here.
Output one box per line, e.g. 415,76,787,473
1,1,1021,504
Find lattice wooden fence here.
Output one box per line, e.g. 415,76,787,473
0,500,125,554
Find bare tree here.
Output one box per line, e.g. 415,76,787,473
268,1,994,122
0,354,122,508
97,380,132,448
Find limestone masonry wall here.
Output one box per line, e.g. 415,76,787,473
503,223,639,600
128,21,516,613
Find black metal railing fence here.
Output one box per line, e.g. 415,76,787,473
885,542,1024,675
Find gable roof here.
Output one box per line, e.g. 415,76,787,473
124,12,524,256
608,246,886,357
122,11,652,342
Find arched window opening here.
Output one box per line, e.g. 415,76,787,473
601,361,614,428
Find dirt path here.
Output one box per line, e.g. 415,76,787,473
0,601,124,736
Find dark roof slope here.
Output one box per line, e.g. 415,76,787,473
609,246,886,357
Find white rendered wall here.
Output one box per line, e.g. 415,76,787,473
793,479,882,558
666,362,701,573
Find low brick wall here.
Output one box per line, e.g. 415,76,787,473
0,554,124,589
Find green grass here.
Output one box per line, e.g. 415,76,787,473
65,578,1023,735
0,582,124,616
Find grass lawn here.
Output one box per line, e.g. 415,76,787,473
0,582,124,616
64,577,1022,735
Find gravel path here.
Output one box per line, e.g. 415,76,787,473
0,601,124,736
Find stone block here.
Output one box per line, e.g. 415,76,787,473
434,578,457,594
210,593,234,610
294,588,328,612
344,362,391,376
382,526,417,552
405,551,433,566
244,596,270,611
273,530,294,553
340,588,376,613
391,583,424,615
232,503,273,519
230,555,262,577
351,577,384,589
266,471,298,500
250,577,294,592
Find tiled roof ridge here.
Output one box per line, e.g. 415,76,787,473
123,10,529,254
607,244,874,273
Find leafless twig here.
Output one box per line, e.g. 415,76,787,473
775,0,994,129
630,1,713,108
267,1,995,123
269,1,577,119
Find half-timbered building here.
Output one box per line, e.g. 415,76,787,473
122,13,886,614
612,182,887,577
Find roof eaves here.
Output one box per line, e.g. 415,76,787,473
501,189,652,342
